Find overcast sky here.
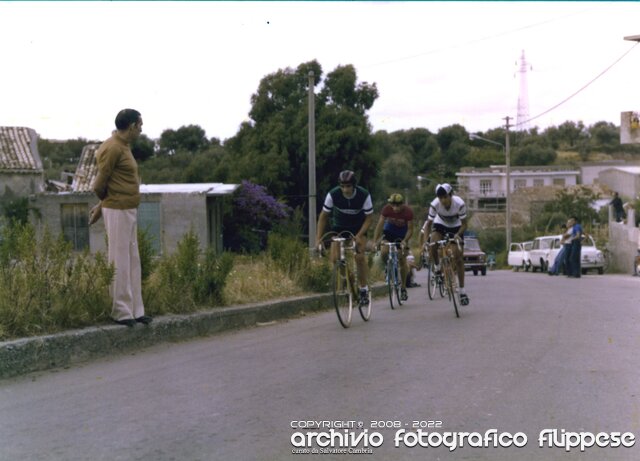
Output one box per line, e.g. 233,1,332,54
1,1,639,142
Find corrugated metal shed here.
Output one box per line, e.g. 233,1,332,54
71,144,100,192
0,127,43,171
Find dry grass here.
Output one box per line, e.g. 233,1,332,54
223,255,305,305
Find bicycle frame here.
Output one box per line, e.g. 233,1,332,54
381,241,403,309
429,236,462,318
320,231,372,328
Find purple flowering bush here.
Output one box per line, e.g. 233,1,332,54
224,180,291,252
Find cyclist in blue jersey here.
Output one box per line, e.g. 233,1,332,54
316,170,374,305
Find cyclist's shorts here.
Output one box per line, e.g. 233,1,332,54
431,223,464,246
382,233,404,245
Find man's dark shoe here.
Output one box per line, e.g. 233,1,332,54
459,293,469,306
113,318,136,327
400,288,408,301
135,316,153,325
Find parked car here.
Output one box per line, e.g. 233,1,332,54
529,235,560,272
508,241,533,271
463,237,487,276
546,235,606,275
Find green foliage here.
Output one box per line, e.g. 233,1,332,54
137,227,158,283
158,124,210,155
0,197,31,225
131,134,156,162
0,223,114,340
543,186,600,226
267,232,330,292
144,229,233,314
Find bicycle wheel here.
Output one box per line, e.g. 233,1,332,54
333,261,353,328
392,262,403,307
386,259,397,309
427,262,437,300
358,285,372,321
443,260,459,318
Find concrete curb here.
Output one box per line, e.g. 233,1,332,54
0,284,388,379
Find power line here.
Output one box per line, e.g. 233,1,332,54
517,41,639,128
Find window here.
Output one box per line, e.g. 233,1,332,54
61,203,89,251
553,178,566,186
480,180,493,194
533,179,544,187
514,179,527,190
138,201,161,255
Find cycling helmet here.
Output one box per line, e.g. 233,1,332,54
388,193,404,205
338,170,357,186
435,183,453,197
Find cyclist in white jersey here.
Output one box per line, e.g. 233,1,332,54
419,183,470,305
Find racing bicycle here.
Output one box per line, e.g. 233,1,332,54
381,241,404,309
320,232,372,328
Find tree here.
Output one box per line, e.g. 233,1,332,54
131,134,155,162
542,186,600,228
223,60,380,222
158,125,210,155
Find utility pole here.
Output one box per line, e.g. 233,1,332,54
308,71,317,250
504,116,512,254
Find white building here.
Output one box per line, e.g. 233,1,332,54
456,165,579,211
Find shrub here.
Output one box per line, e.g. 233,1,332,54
144,229,234,314
0,223,113,340
223,180,291,252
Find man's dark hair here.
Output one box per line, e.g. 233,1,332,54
571,216,579,223
115,109,141,130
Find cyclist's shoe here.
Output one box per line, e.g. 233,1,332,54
359,288,369,306
400,288,408,301
460,293,470,306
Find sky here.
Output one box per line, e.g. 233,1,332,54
1,1,639,142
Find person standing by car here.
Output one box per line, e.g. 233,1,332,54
548,220,572,276
91,108,152,327
419,183,469,305
373,193,414,301
315,170,374,306
610,192,625,223
567,216,583,278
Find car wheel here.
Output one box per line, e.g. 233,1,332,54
598,267,604,275
473,270,478,276
581,268,587,275
481,267,486,276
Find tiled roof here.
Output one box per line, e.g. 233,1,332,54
0,127,43,171
71,144,100,192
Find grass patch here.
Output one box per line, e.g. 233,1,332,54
223,254,305,305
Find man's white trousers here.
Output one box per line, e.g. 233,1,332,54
103,207,145,321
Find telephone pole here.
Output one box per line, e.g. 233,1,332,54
504,116,512,253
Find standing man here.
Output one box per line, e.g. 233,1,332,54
610,192,625,223
315,170,374,306
373,193,414,301
567,216,583,278
91,108,152,327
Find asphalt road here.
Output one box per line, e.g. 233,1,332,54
1,269,639,461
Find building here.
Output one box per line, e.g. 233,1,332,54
31,143,238,255
597,166,640,201
456,165,579,212
0,127,45,198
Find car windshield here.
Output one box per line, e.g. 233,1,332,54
465,239,481,251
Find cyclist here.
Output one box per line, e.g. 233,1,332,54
419,183,470,306
316,170,374,305
372,193,414,301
